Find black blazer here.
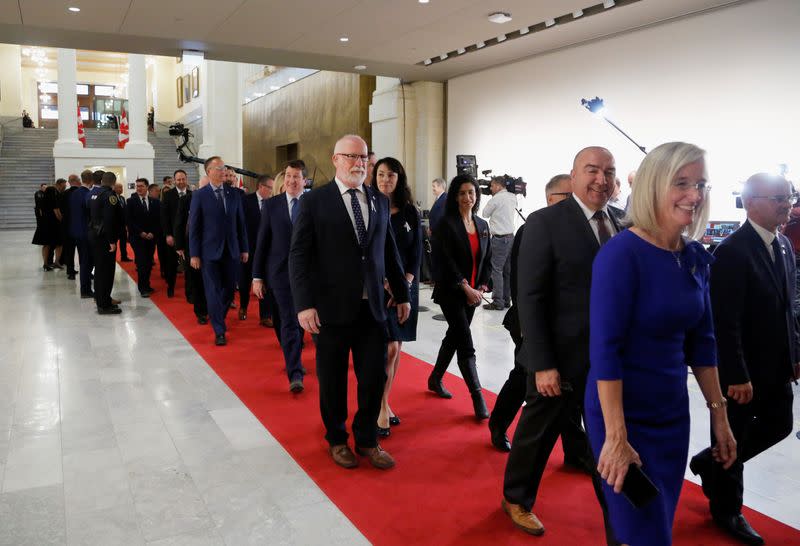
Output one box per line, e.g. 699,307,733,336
252,193,295,291
173,192,193,251
517,196,621,380
711,220,800,389
289,180,409,325
160,187,189,238
242,192,263,254
431,213,492,304
126,195,161,242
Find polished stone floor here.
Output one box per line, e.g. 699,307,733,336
0,230,798,545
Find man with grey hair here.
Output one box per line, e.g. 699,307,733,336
690,173,800,546
482,177,518,310
428,177,447,234
544,174,572,206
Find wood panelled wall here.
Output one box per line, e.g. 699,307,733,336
242,72,375,191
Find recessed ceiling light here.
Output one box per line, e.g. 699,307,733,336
496,34,507,43
418,0,430,3
456,47,466,55
270,85,280,90
572,10,584,18
288,77,296,82
519,26,530,35
603,0,616,7
545,19,556,27
354,65,367,70
68,6,80,12
476,41,485,49
439,53,448,61
423,58,432,66
339,37,349,42
488,12,512,24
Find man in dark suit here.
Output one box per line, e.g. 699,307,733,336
126,178,160,297
70,170,94,297
60,174,81,279
175,178,207,324
289,135,410,470
113,182,132,262
428,177,446,235
189,156,249,346
502,147,619,540
690,173,800,546
239,174,274,323
253,163,306,392
160,169,190,298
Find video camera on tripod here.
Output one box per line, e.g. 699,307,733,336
455,154,527,197
168,122,262,181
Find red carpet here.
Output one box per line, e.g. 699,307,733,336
118,256,800,545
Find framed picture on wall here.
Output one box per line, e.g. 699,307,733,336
191,67,200,98
176,77,183,108
183,75,192,104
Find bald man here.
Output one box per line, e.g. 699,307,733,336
289,134,410,470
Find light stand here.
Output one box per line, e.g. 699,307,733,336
581,97,647,155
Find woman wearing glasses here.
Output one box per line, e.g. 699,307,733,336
427,174,492,419
585,142,736,545
373,157,422,436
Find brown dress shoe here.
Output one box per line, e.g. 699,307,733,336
259,318,274,328
329,444,358,469
111,298,121,305
238,308,247,321
355,445,395,470
502,499,544,536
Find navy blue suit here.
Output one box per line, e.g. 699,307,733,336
126,195,160,295
428,193,446,233
289,180,409,448
252,193,304,382
239,192,271,322
188,183,248,336
69,186,93,295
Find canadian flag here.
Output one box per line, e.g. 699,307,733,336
117,105,129,149
77,107,86,148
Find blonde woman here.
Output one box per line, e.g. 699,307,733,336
585,142,736,545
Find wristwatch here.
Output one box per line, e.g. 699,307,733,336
706,399,728,409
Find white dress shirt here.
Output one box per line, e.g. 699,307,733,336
748,218,779,260
481,189,517,236
572,194,616,244
334,178,369,236
286,191,302,218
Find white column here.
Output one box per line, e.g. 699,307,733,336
53,48,82,153
198,60,242,177
125,53,154,155
411,81,444,209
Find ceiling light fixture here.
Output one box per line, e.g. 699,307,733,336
339,37,349,42
519,26,530,35
270,85,280,90
288,77,296,82
496,34,507,43
439,53,448,60
488,12,512,24
354,64,367,70
68,6,80,12
573,9,584,18
603,0,616,7
418,0,430,3
182,50,204,66
476,41,485,49
456,47,466,55
545,19,556,27
423,58,432,66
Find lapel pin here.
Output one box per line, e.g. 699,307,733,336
404,221,411,232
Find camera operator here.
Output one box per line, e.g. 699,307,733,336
481,177,517,310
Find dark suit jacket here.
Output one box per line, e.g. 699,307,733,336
502,224,525,337
242,192,264,256
429,193,446,233
289,180,409,325
173,192,193,251
125,196,161,244
252,193,295,291
517,196,621,381
431,213,492,304
188,183,248,261
160,187,189,238
711,220,800,388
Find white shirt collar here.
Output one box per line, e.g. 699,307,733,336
210,182,223,192
285,191,301,203
748,218,777,245
334,177,364,196
572,194,610,222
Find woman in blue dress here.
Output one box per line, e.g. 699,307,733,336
585,142,737,546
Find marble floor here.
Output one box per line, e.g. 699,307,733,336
0,230,798,545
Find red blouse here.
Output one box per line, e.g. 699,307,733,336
468,229,479,288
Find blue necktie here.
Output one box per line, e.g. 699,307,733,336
347,189,367,248
290,197,298,224
260,198,266,212
214,187,225,213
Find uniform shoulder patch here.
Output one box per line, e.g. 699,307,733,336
109,195,118,205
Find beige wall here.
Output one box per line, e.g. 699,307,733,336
242,71,375,190
0,44,23,119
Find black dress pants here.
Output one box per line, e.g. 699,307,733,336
62,233,76,274
132,238,154,294
118,227,130,259
90,238,116,309
314,300,387,448
694,382,794,517
163,244,178,290
437,298,476,364
187,264,207,318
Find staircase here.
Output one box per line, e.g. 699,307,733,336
0,127,192,230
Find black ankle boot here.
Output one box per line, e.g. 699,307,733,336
427,374,452,398
471,391,489,420
458,356,488,419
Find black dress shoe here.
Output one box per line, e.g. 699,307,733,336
140,292,151,298
389,416,401,427
197,316,209,325
121,257,133,262
97,307,122,315
167,287,174,298
689,454,712,499
67,274,76,280
42,265,53,271
80,292,95,299
712,513,764,546
215,333,227,346
427,376,452,399
377,426,390,438
489,424,511,452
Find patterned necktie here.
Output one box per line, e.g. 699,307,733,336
592,210,611,245
141,197,147,211
290,197,298,224
260,198,266,212
347,189,367,247
214,187,225,213
771,238,786,294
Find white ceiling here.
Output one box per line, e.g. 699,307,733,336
0,0,747,81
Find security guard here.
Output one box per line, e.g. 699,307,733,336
88,171,124,314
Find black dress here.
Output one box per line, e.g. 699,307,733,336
31,187,63,246
385,203,423,342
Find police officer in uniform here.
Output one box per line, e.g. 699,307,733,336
89,171,124,315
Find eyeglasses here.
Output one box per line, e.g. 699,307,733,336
209,166,226,172
672,181,711,194
750,192,799,204
336,153,369,162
